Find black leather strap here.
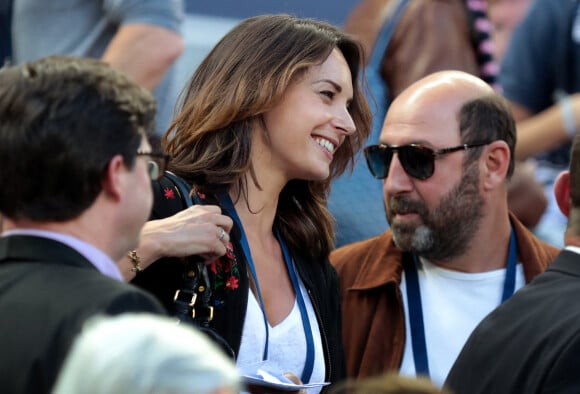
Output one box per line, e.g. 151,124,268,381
162,172,214,325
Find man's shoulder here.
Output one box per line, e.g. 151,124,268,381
331,231,394,265
0,255,163,313
330,231,403,288
510,214,560,276
50,269,166,316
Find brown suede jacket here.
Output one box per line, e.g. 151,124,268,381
344,0,479,98
330,213,559,378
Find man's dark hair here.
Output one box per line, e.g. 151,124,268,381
0,56,156,221
458,93,517,178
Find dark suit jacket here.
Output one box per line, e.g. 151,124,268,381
446,250,580,394
0,235,166,394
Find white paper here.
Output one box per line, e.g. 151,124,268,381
240,362,329,391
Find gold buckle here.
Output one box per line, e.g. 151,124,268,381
191,306,214,321
173,289,197,307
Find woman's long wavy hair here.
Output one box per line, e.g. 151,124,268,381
163,14,372,261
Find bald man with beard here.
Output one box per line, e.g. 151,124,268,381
330,71,559,387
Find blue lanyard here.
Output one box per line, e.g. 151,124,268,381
404,228,518,377
218,193,315,383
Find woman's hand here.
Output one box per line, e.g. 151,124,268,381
246,372,307,394
120,205,233,280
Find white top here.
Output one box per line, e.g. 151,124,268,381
399,258,525,388
237,274,325,394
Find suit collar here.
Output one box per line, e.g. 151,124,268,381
548,249,580,277
0,235,96,271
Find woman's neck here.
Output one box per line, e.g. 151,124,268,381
229,179,280,239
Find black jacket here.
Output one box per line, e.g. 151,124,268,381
446,250,580,393
0,235,166,394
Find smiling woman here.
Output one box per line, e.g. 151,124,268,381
131,14,372,393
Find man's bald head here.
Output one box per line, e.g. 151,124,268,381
382,71,516,177
395,70,494,111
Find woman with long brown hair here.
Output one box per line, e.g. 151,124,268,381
133,14,371,392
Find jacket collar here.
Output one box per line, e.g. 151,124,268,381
0,235,96,271
348,231,404,291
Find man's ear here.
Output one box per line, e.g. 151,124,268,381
481,140,510,191
101,155,125,202
554,171,571,217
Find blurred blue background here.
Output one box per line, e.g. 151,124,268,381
185,0,357,26
173,0,359,104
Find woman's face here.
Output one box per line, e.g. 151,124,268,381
258,48,356,183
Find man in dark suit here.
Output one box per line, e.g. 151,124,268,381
0,56,167,394
446,131,580,393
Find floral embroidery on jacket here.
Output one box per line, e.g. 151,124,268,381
196,191,240,307
163,187,175,199
208,243,240,308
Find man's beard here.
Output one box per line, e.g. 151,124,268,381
386,162,484,261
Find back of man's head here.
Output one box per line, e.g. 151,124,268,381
0,56,156,222
564,133,580,238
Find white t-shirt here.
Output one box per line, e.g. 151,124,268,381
399,258,525,388
237,275,325,394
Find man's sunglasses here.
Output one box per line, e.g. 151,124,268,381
136,151,170,181
364,142,490,180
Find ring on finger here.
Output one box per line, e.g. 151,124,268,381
218,227,227,242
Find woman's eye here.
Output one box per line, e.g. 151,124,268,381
320,90,335,100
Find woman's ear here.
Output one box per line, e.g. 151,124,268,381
554,171,571,217
481,140,510,191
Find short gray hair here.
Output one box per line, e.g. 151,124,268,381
52,313,241,394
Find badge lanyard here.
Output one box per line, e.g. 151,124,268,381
404,228,518,377
218,193,315,383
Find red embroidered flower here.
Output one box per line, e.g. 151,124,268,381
196,193,240,305
225,276,239,290
208,248,239,296
163,187,175,199
208,261,218,274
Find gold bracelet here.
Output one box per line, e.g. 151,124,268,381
127,250,142,274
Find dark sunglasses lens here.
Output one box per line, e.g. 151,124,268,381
365,146,392,179
399,146,434,180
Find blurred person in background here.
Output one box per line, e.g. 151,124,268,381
0,0,12,66
499,0,580,247
11,0,185,140
330,372,452,394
